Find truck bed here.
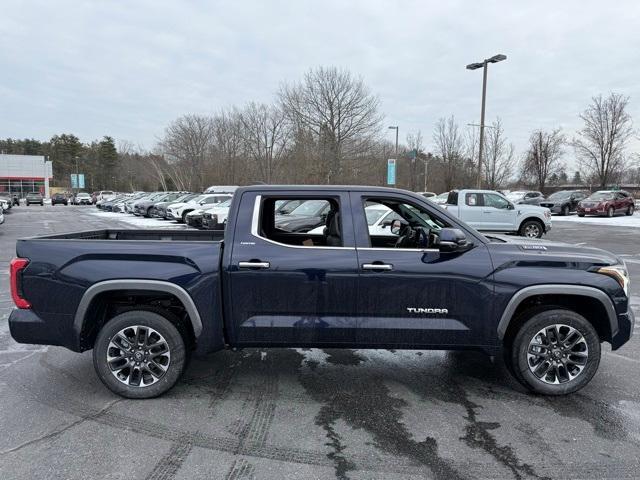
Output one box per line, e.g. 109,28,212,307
31,229,225,242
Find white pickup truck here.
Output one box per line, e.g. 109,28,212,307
444,189,552,238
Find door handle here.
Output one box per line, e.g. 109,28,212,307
362,263,393,271
238,261,270,269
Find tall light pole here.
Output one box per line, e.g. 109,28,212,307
466,54,506,188
388,125,399,156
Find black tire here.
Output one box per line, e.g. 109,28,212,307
627,205,634,216
607,206,614,217
561,205,570,216
506,308,600,395
578,213,585,217
93,310,187,399
518,219,544,238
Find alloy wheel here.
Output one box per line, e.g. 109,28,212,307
526,324,588,384
107,325,171,387
524,223,541,238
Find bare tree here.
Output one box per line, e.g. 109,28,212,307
279,66,383,183
483,118,515,189
522,128,565,192
433,116,464,191
239,102,289,183
573,93,633,188
161,114,215,190
212,109,245,184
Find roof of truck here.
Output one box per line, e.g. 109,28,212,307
236,185,417,194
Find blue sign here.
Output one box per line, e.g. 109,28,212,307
387,159,396,185
71,174,85,189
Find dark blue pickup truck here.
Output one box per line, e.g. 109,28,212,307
9,185,634,398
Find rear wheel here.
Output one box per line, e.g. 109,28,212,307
561,205,570,216
518,219,544,238
627,205,634,216
93,310,187,398
607,206,614,217
578,213,585,217
506,309,600,395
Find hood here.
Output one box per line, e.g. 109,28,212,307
484,234,620,267
168,200,198,210
514,204,548,213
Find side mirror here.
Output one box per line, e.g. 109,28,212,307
438,228,470,252
507,202,515,210
381,219,393,229
390,219,403,235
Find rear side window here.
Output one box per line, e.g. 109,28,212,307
465,193,481,206
257,197,341,247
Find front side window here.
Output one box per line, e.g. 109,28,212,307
483,193,510,209
362,198,449,249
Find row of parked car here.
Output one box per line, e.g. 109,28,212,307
425,189,636,218
96,188,238,229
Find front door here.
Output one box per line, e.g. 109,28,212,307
351,193,495,347
481,192,517,231
227,191,359,346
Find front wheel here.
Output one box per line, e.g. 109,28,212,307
93,310,187,398
518,219,544,238
627,205,634,216
607,206,614,217
506,309,600,395
561,205,570,216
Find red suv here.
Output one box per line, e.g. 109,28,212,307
577,190,635,217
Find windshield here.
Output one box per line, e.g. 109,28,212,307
288,200,328,216
587,192,614,201
174,193,197,203
548,191,572,200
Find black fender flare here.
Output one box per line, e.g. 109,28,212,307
73,279,203,344
497,284,618,340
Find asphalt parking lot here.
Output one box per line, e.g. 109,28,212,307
0,206,639,480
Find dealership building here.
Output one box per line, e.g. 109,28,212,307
0,154,53,198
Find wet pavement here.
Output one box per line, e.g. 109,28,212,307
0,206,638,479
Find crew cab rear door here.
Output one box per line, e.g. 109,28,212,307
226,190,359,346
350,192,495,347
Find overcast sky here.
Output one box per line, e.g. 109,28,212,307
2,0,639,171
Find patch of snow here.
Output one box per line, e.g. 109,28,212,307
87,210,189,229
553,213,640,228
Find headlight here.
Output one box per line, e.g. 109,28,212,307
544,210,551,219
595,265,630,296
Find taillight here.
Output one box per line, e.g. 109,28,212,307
10,258,31,309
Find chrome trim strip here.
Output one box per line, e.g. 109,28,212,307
357,247,440,253
362,263,393,271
